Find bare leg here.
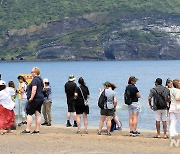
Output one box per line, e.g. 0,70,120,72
98,115,106,132
133,112,139,132
35,111,41,131
113,115,121,127
26,114,33,131
76,114,81,131
83,113,88,131
73,112,77,121
129,114,134,132
162,121,167,138
106,116,112,133
156,121,161,137
67,112,71,121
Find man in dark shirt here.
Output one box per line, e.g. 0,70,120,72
148,78,170,139
64,75,77,127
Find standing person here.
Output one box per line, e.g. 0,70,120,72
169,79,180,138
21,67,44,134
110,83,122,131
64,75,77,127
165,78,173,89
125,76,141,137
98,81,117,136
41,78,52,126
8,81,16,103
0,80,15,135
148,78,170,139
74,77,90,134
17,75,28,126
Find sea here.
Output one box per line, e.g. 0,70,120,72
0,60,180,130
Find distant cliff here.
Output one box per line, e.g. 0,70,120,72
0,1,180,61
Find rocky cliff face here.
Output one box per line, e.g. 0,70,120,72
0,12,180,61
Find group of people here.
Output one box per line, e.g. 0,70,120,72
0,66,179,139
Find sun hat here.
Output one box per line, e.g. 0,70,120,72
0,80,6,85
68,75,76,81
43,78,49,83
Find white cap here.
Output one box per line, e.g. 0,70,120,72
43,78,49,83
0,80,6,86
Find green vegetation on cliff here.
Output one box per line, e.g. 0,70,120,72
0,0,180,60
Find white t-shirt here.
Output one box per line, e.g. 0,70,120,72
169,88,180,113
0,87,15,110
21,82,27,99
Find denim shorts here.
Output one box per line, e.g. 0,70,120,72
128,102,140,114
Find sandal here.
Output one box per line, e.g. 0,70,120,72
76,130,81,134
164,135,169,139
31,130,40,134
153,135,161,139
21,130,31,134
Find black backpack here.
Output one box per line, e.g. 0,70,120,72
154,88,167,109
124,88,132,105
98,90,107,109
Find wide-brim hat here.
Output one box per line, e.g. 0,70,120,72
69,75,76,81
0,80,6,86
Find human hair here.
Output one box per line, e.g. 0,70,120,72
110,83,117,90
32,67,40,75
128,76,137,84
17,75,28,84
8,81,15,88
173,79,180,88
0,85,6,91
78,77,85,86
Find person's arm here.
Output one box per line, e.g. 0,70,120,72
136,92,141,98
114,96,117,108
148,96,153,110
176,97,180,101
29,86,37,102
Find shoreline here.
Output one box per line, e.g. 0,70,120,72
1,125,179,154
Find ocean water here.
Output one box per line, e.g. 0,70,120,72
0,60,180,130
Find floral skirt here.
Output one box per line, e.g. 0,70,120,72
0,105,15,130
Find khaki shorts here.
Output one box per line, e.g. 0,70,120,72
154,110,167,121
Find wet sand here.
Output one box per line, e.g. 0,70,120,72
0,125,179,154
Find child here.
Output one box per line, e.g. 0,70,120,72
0,80,16,135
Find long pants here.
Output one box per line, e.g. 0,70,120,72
42,102,52,123
169,112,180,137
21,99,27,118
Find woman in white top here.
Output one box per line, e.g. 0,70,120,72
17,75,28,125
0,80,15,135
169,79,180,138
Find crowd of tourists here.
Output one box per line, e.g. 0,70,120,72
0,67,179,139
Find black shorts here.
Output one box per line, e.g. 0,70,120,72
26,100,43,115
100,109,114,116
67,103,76,112
75,105,89,114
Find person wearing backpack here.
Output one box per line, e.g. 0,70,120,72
125,76,141,137
148,78,170,139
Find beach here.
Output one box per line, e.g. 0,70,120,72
0,125,179,154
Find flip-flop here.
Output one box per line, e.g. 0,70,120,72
153,136,161,139
163,136,169,139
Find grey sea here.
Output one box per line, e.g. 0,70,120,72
0,60,180,130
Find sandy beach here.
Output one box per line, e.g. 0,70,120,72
0,125,179,154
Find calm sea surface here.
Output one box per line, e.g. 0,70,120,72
0,60,180,130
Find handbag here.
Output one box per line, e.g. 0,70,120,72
79,86,88,106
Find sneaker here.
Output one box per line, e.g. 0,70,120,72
41,122,48,125
66,123,72,127
21,130,30,134
132,131,140,137
73,123,78,127
31,130,40,134
130,131,133,136
22,121,27,125
46,123,51,126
